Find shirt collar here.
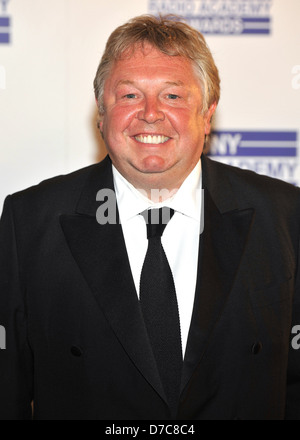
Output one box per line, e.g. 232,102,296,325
113,161,202,223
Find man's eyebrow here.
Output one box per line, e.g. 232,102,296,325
115,80,185,88
164,81,185,87
115,80,135,87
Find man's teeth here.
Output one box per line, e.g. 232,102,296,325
134,135,170,144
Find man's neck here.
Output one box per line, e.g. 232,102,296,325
120,166,199,203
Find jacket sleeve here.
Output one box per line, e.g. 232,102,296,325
286,228,300,420
0,196,33,420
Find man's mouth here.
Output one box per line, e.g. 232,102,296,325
134,134,170,145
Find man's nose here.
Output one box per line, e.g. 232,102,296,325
137,96,165,123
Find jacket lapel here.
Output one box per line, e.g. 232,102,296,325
60,156,167,404
181,157,255,393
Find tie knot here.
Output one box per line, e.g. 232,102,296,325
141,207,175,239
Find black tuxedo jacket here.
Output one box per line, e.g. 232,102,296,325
0,155,300,420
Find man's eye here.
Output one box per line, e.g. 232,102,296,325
124,94,136,99
167,94,180,100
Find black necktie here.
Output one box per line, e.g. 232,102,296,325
140,207,183,417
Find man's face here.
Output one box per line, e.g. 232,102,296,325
99,43,216,191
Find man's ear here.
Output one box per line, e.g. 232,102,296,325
95,97,104,132
98,118,104,133
204,102,217,135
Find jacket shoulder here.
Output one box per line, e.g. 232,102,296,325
5,156,111,217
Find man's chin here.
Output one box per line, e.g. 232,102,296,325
136,156,171,174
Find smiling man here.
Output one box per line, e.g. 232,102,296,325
97,42,216,195
1,15,300,421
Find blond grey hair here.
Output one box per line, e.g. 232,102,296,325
94,15,220,115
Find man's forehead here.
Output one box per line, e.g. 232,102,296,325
118,41,168,59
103,53,202,95
102,43,202,95
110,47,195,79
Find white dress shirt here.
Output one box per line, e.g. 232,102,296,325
112,162,202,356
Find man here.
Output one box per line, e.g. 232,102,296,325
0,15,300,420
